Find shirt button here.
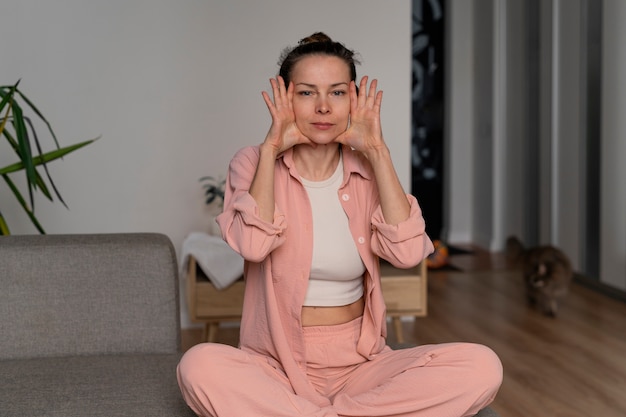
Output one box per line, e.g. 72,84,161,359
342,194,350,201
358,237,365,244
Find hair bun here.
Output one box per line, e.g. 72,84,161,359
278,32,359,89
298,32,332,45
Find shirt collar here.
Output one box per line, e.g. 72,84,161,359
279,145,373,182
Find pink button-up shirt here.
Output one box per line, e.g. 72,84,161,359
216,145,433,407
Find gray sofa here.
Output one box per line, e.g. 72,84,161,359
0,232,500,417
0,233,195,417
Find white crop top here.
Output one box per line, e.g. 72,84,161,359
301,155,366,307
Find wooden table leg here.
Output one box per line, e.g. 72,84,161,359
392,317,404,344
202,322,220,343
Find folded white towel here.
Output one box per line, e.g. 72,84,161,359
181,232,243,290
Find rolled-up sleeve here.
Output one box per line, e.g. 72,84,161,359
215,147,287,262
370,194,434,268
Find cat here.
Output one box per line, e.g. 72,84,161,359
506,236,573,317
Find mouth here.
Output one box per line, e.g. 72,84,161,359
311,122,334,131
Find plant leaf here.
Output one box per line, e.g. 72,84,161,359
0,210,10,235
1,174,46,234
15,86,60,148
10,100,38,209
0,138,98,208
0,138,96,175
0,101,11,138
0,81,96,234
22,115,63,205
0,84,18,136
1,128,54,200
0,81,19,115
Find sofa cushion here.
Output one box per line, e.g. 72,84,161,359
0,353,195,417
0,233,181,359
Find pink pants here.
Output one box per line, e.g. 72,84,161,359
177,318,502,417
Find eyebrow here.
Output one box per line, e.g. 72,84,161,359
295,82,349,88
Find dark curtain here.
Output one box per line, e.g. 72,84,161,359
411,0,445,240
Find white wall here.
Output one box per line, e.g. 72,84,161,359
1,0,413,326
602,0,626,291
445,0,475,244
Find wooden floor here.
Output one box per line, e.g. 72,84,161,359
181,246,626,417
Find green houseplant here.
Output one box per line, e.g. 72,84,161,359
0,80,97,235
199,175,226,236
200,175,226,208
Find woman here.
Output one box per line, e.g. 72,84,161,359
177,32,502,417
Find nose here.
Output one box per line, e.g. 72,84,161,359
316,97,330,114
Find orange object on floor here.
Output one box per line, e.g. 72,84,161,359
427,240,449,269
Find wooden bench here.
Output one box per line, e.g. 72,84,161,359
187,256,427,343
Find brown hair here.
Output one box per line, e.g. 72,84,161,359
278,32,360,88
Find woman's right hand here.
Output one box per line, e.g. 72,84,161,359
261,76,309,155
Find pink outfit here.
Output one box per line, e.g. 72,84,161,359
177,145,502,416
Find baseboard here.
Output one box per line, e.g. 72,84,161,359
574,273,626,304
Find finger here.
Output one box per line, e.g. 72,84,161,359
275,77,282,97
277,75,287,90
349,80,359,112
286,81,295,108
277,76,291,103
269,78,281,102
358,76,369,107
367,79,378,106
262,91,274,112
374,90,383,111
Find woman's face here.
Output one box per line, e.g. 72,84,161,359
290,55,352,144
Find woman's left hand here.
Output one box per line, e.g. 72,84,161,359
335,76,385,158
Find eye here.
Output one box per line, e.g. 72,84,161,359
332,90,347,96
298,90,314,96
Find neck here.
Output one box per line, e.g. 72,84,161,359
293,144,341,181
